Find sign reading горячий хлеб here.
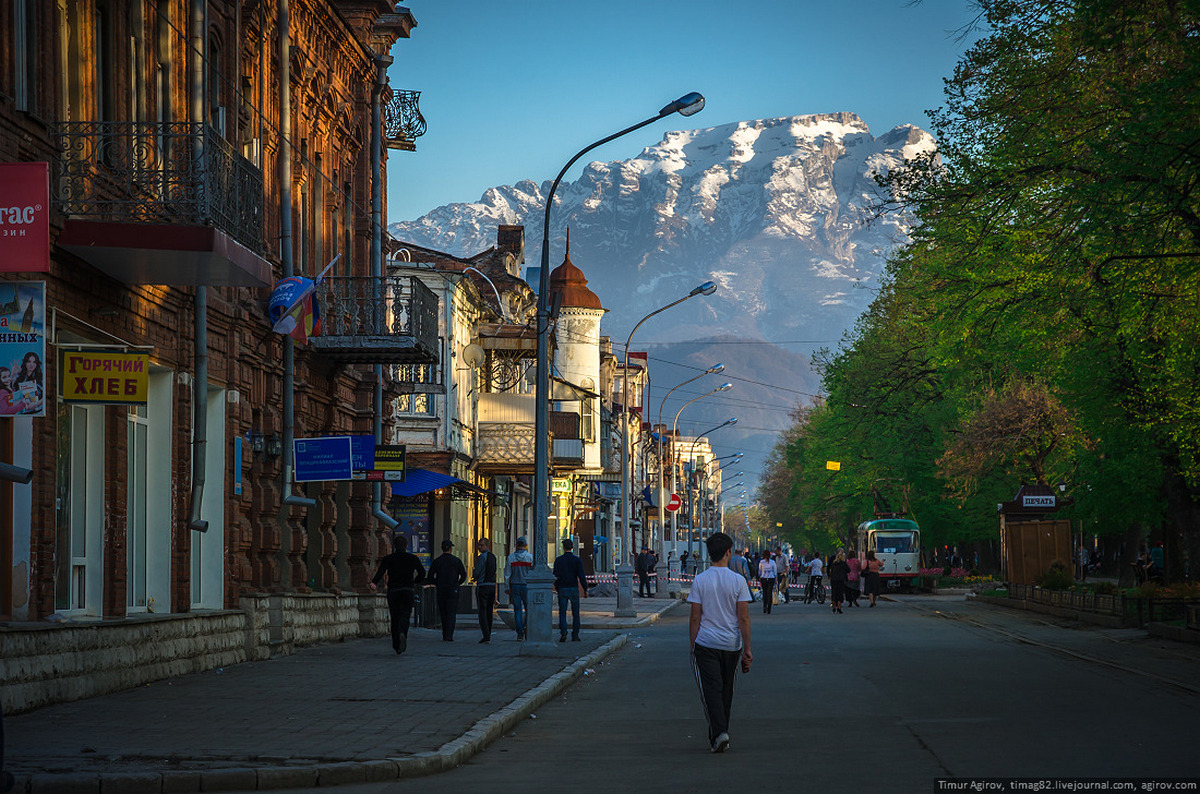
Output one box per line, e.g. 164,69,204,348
60,350,150,404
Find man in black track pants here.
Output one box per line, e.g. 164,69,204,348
368,534,426,654
688,532,753,754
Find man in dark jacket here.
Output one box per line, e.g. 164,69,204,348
368,534,426,654
428,539,467,641
636,547,657,598
472,537,498,644
553,538,589,642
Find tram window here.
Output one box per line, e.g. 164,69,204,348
875,533,914,553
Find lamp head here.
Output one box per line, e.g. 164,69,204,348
660,91,706,118
716,382,732,392
689,280,717,297
726,417,738,426
706,363,725,374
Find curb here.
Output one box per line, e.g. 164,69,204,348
11,634,630,793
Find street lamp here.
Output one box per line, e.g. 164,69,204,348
529,92,705,653
685,417,737,567
668,384,732,564
617,283,716,616
654,363,723,573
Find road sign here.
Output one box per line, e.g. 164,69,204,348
294,436,354,482
665,493,682,512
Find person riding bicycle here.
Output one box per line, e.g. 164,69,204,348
804,553,824,603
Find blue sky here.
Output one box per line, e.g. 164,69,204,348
385,0,980,223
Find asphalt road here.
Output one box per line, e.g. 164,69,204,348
273,595,1200,794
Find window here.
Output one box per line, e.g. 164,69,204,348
207,33,223,133
13,0,38,113
55,403,105,614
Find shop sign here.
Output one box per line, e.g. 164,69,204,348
60,350,150,404
0,163,50,273
1021,494,1056,509
552,477,571,493
0,281,46,417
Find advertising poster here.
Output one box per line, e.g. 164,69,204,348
394,501,432,569
0,281,46,417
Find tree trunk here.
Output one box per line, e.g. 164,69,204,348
1162,466,1200,585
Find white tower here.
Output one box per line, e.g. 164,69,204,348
550,233,606,472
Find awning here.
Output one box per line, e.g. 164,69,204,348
390,468,494,500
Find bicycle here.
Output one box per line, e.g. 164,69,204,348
802,574,825,604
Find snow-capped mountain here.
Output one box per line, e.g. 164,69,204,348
390,112,934,349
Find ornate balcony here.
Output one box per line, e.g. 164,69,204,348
52,122,270,286
476,393,536,475
384,90,426,152
310,275,439,364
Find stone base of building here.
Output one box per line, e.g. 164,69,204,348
1,593,390,715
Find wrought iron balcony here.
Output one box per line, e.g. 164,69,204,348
52,121,264,255
477,393,536,474
310,275,439,364
384,90,426,151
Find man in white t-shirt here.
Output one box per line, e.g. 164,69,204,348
688,532,753,754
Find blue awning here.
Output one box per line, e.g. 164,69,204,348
390,469,460,497
389,469,494,499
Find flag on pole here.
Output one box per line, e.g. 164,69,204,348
267,256,340,345
640,485,656,507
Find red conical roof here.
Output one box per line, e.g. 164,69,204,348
549,230,604,310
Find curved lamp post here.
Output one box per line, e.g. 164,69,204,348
685,417,738,567
654,363,723,575
528,92,705,652
668,384,732,563
617,282,716,615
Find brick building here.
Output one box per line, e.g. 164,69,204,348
0,0,427,701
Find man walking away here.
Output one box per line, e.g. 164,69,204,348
553,538,589,641
729,547,755,602
428,540,467,641
368,534,426,654
505,537,534,640
473,537,498,643
774,547,791,603
688,532,752,754
637,547,655,598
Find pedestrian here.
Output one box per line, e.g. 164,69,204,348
428,539,467,641
473,537,498,644
367,534,426,655
845,549,863,607
553,538,589,642
637,546,655,598
505,536,534,640
828,550,849,614
688,531,752,754
805,552,824,603
757,549,777,613
729,546,755,602
774,546,791,603
864,549,883,607
680,549,691,575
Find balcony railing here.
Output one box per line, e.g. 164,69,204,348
51,121,264,254
311,275,439,364
384,90,426,152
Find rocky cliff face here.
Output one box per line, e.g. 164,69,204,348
390,112,934,350
388,113,934,489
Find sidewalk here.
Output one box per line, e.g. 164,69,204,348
4,597,680,793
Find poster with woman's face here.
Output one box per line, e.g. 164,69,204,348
0,282,45,417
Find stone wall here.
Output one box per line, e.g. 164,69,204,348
0,595,390,715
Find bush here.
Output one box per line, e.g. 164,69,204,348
1037,560,1073,590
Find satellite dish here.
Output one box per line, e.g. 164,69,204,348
461,343,485,368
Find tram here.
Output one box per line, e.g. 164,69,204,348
856,517,921,591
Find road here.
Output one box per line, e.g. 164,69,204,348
273,595,1200,794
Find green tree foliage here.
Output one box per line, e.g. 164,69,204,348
762,0,1200,577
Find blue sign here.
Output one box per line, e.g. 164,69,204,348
351,434,375,471
293,436,354,482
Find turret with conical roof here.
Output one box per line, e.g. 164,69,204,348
550,230,606,473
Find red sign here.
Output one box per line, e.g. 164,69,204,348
666,493,682,513
0,163,50,273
